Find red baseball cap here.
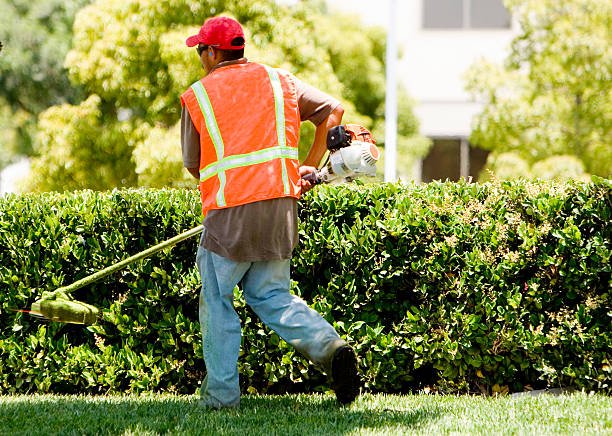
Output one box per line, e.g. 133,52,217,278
186,16,245,50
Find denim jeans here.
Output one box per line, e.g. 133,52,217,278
196,246,346,408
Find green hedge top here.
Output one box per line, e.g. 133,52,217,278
0,179,610,395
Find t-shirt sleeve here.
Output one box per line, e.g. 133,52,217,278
293,76,341,126
181,106,200,168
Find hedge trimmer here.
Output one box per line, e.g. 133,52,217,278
19,125,378,326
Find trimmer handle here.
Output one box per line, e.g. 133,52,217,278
302,171,322,185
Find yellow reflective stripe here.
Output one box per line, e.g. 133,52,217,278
217,171,227,206
199,146,299,182
190,81,226,206
263,66,291,195
263,66,286,148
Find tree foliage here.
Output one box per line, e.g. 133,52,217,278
0,0,90,162
31,95,136,191
26,0,425,191
465,0,611,180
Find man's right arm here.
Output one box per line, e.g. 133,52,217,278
186,167,200,179
181,106,201,180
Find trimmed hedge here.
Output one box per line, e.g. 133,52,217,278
0,179,610,395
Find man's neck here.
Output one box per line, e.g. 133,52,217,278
209,58,248,74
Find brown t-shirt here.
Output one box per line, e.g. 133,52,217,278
181,59,340,262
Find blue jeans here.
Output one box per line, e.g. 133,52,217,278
196,246,346,408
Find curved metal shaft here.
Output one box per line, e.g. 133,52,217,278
49,224,204,297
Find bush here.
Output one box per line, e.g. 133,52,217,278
0,179,610,395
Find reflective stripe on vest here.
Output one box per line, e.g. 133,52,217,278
190,80,227,207
190,67,294,205
263,65,291,196
199,146,298,181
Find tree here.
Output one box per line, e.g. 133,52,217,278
30,95,136,191
26,0,426,191
465,0,611,180
0,0,91,164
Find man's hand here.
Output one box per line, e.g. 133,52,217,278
299,165,318,193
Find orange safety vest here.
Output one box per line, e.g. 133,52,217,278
181,62,301,214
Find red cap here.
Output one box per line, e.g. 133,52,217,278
186,16,245,50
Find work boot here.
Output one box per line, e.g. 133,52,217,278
331,345,360,405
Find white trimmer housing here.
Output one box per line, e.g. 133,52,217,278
318,141,380,183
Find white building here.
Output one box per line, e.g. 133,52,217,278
331,0,519,181
401,0,517,181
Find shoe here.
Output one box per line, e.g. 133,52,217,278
331,345,360,405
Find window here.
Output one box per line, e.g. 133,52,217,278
423,0,464,29
421,138,489,182
469,0,511,28
423,0,511,30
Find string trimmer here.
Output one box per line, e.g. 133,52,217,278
22,225,204,325
21,124,379,326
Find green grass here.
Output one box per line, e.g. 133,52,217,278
1,393,610,435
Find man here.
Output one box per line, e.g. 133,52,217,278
180,16,360,409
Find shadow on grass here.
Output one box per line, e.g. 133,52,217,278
0,393,440,435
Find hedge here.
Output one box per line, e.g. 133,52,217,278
0,179,610,395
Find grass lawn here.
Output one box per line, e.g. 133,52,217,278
1,392,610,435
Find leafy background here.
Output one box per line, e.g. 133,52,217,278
0,0,428,190
4,0,609,190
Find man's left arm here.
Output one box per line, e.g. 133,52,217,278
302,104,344,168
292,75,345,170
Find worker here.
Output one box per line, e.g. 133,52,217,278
180,16,360,409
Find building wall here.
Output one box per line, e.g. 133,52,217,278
400,0,516,181
329,0,518,181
